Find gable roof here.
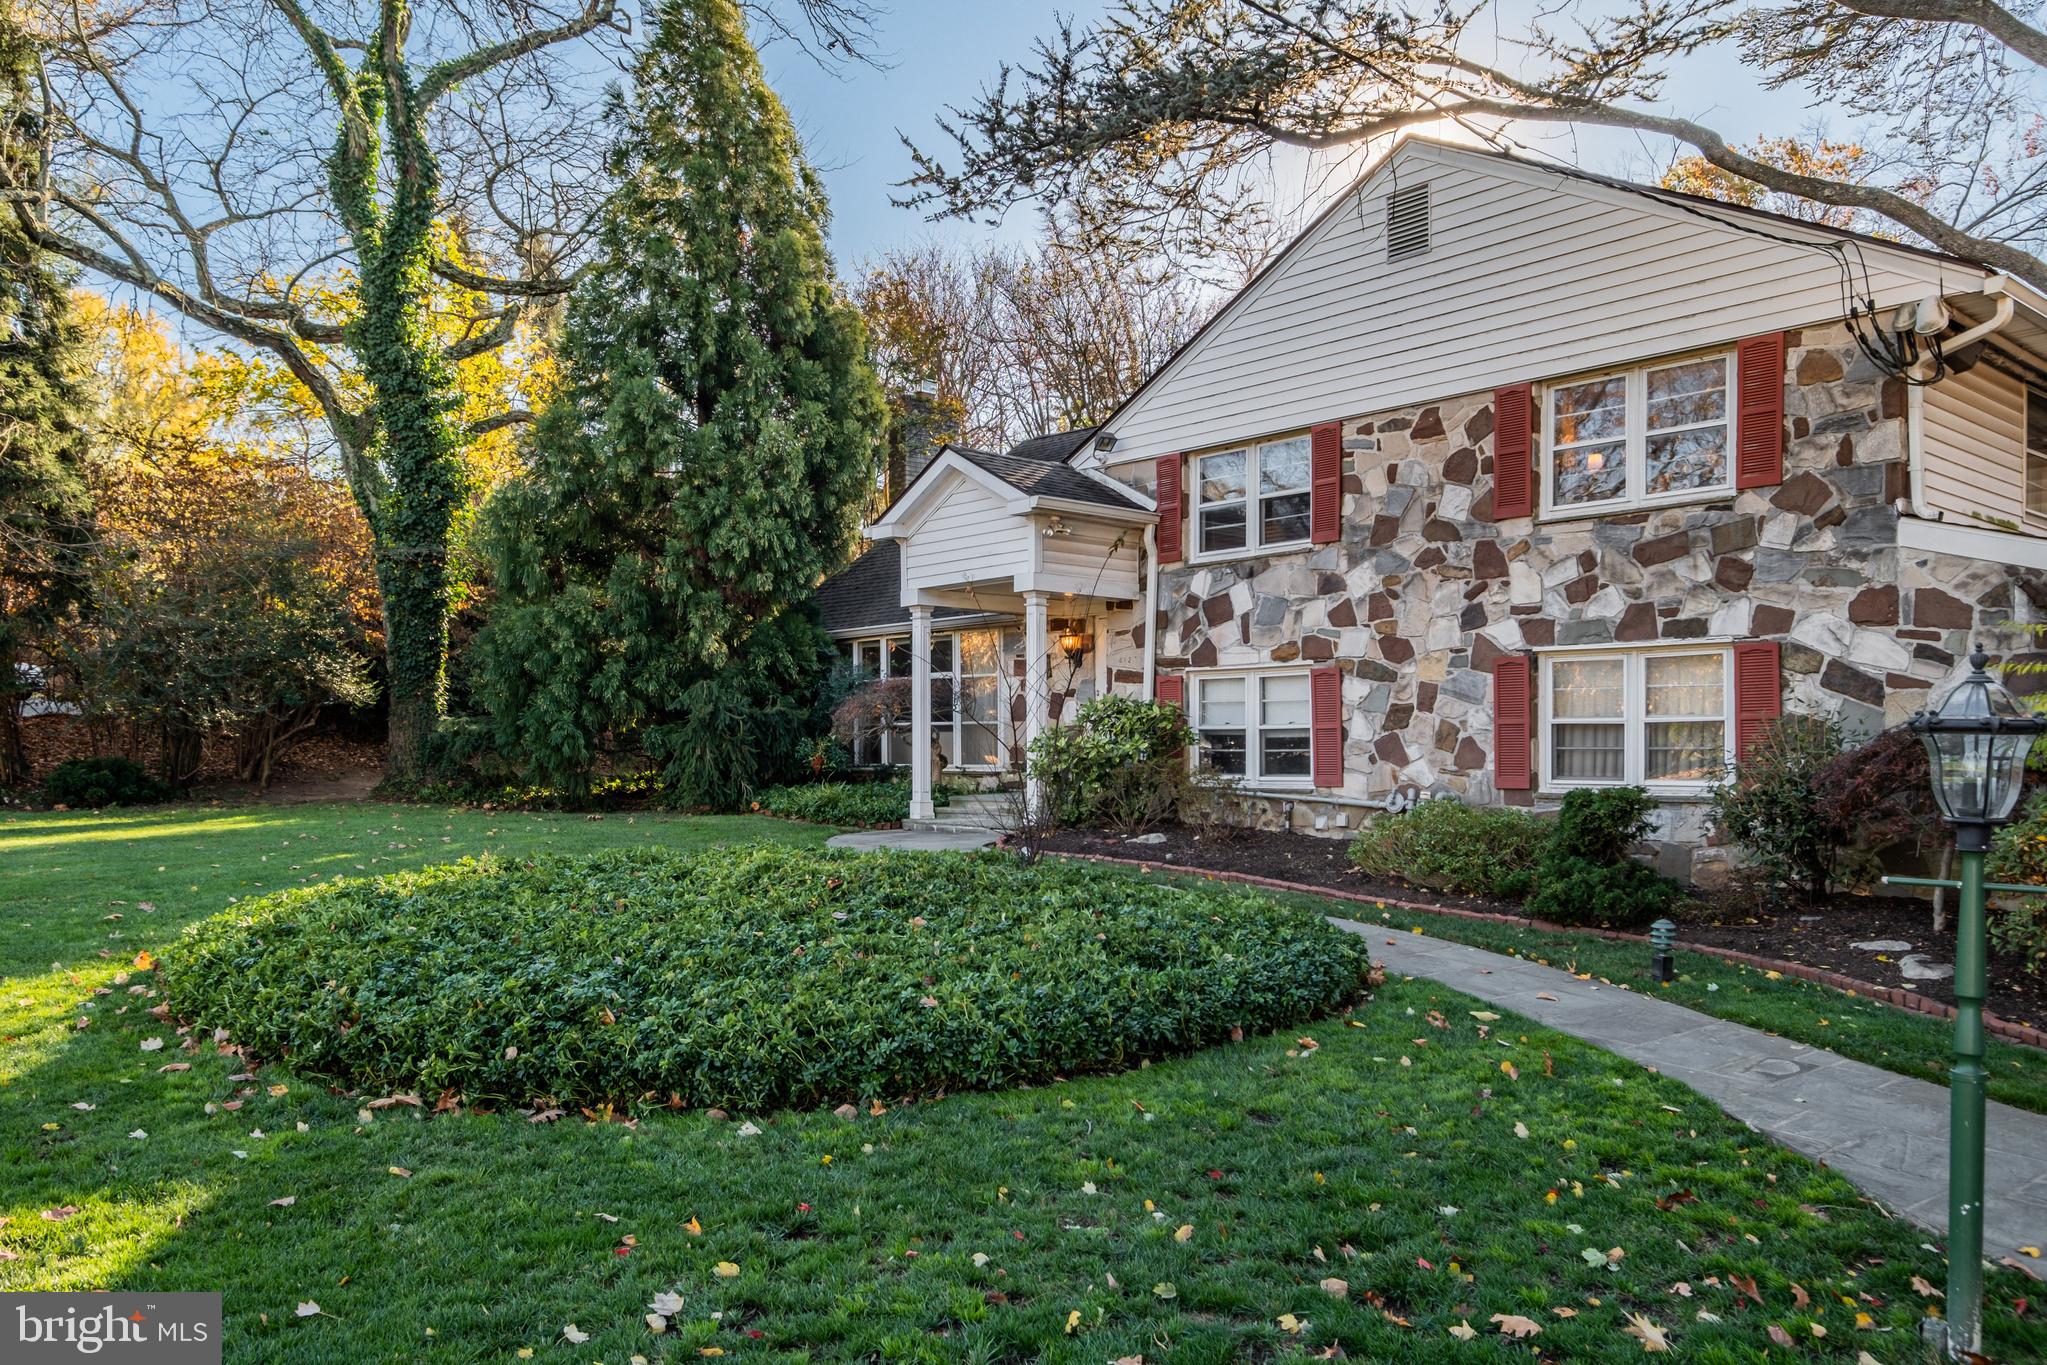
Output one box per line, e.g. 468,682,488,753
811,539,988,637
1075,135,1997,471
953,434,1141,510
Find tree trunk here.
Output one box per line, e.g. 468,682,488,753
159,724,203,787
0,702,27,789
380,565,448,779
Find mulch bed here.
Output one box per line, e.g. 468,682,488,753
1040,825,2047,1033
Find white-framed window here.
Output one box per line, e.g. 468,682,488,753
1544,353,1733,515
2026,386,2047,518
1192,670,1313,785
839,627,1010,770
1540,646,1732,791
1194,434,1313,557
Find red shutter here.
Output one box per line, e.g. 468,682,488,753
1155,455,1184,564
1733,640,1782,760
1310,421,1343,544
1310,664,1343,788
1735,333,1786,489
1154,673,1184,710
1492,654,1533,791
1491,384,1534,519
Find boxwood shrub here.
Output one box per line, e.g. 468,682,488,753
161,846,1374,1110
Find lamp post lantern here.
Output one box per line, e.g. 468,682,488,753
1902,645,2046,1358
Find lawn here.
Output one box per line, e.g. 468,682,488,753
4,804,2042,1362
1225,880,2047,1119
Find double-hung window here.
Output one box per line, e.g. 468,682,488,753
1194,434,1313,556
1543,648,1731,790
1193,671,1312,784
1546,354,1733,514
2027,386,2047,519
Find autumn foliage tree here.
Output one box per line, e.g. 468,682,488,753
474,0,885,806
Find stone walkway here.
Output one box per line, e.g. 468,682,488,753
825,828,994,852
1339,917,2047,1260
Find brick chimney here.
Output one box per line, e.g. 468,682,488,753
886,379,951,506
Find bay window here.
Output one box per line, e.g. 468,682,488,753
1546,354,1733,514
1542,647,1732,790
1195,434,1313,556
1193,671,1313,784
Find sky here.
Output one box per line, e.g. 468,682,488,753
758,0,1839,272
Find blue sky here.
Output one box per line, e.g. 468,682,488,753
760,0,1836,270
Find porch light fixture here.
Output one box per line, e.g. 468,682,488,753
1058,626,1091,663
1094,431,1118,452
1898,644,2047,1359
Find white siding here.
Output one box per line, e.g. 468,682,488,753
1924,361,2028,530
1036,516,1142,599
901,473,1030,591
1094,140,1982,472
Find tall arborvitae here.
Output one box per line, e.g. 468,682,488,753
0,11,94,786
475,0,885,804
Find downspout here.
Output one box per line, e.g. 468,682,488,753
1904,289,2016,522
1142,523,1159,700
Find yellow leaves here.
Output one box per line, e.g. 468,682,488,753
1173,1224,1193,1243
386,1166,412,1179
132,950,157,971
683,1215,702,1236
1490,1313,1542,1338
2022,1246,2043,1258
1621,1312,1671,1352
713,1261,740,1278
1468,1010,1500,1022
1275,1312,1305,1334
1064,1309,1081,1334
1500,1061,1520,1081
1447,1319,1478,1341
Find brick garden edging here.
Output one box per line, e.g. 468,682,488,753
1050,851,2047,1054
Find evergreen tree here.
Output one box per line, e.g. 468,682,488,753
474,0,885,805
0,12,94,786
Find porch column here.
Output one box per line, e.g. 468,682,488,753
909,604,934,822
1023,590,1050,816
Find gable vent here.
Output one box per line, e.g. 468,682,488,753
1384,182,1431,262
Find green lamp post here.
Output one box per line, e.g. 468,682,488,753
1901,645,2046,1358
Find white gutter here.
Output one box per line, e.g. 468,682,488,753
1904,285,2016,522
1141,524,1158,700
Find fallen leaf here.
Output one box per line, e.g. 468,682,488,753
269,1196,296,1208
139,1037,163,1052
1912,1275,1945,1298
1064,1310,1081,1334
1791,1282,1810,1309
1766,1324,1794,1348
1491,1314,1542,1338
1174,1223,1194,1242
650,1291,684,1315
1448,1319,1477,1341
562,1325,589,1344
1152,1283,1176,1300
386,1166,411,1179
1275,1312,1304,1334
1622,1312,1671,1352
713,1261,740,1278
1319,1277,1349,1298
295,1302,320,1319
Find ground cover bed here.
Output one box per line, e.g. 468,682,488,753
159,846,1374,1110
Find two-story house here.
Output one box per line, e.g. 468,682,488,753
819,137,2047,883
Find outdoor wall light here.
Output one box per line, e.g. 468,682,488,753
1648,918,1676,985
1058,627,1091,663
1895,644,2047,1359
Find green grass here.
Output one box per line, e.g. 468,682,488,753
1234,880,2047,1119
3,804,2041,1362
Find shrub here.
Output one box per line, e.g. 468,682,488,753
1708,713,1848,905
161,846,1377,1110
1026,695,1199,830
42,756,171,808
752,779,949,827
1815,725,1942,892
1348,798,1548,898
1989,793,2047,973
1525,786,1681,927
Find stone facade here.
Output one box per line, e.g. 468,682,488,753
1100,322,2045,880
